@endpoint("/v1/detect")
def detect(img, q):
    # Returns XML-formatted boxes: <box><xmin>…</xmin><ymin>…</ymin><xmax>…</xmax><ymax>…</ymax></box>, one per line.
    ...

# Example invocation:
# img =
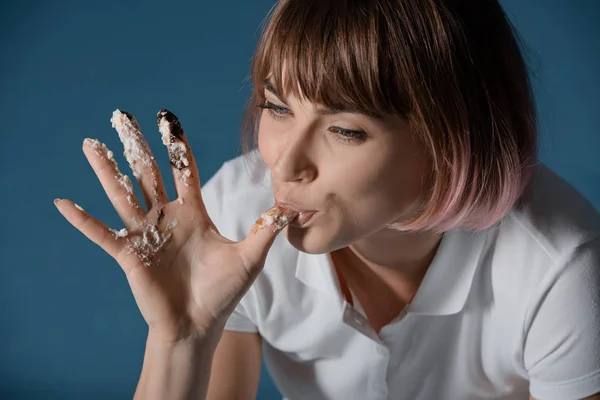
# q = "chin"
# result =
<box><xmin>283</xmin><ymin>225</ymin><xmax>334</xmax><ymax>254</ymax></box>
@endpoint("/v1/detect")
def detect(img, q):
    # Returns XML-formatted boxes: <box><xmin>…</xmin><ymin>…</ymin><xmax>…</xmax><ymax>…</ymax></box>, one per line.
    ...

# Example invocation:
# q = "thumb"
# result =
<box><xmin>239</xmin><ymin>205</ymin><xmax>298</xmax><ymax>272</ymax></box>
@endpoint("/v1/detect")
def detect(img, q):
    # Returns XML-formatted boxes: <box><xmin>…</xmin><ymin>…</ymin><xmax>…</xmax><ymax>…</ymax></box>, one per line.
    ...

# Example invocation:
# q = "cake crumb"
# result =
<box><xmin>116</xmin><ymin>174</ymin><xmax>136</xmax><ymax>206</ymax></box>
<box><xmin>250</xmin><ymin>205</ymin><xmax>298</xmax><ymax>234</ymax></box>
<box><xmin>83</xmin><ymin>137</ymin><xmax>138</xmax><ymax>208</ymax></box>
<box><xmin>111</xmin><ymin>110</ymin><xmax>154</xmax><ymax>178</ymax></box>
<box><xmin>178</xmin><ymin>198</ymin><xmax>184</xmax><ymax>205</ymax></box>
<box><xmin>111</xmin><ymin>109</ymin><xmax>161</xmax><ymax>204</ymax></box>
<box><xmin>153</xmin><ymin>176</ymin><xmax>159</xmax><ymax>200</ymax></box>
<box><xmin>124</xmin><ymin>218</ymin><xmax>179</xmax><ymax>267</ymax></box>
<box><xmin>182</xmin><ymin>169</ymin><xmax>192</xmax><ymax>186</ymax></box>
<box><xmin>157</xmin><ymin>109</ymin><xmax>192</xmax><ymax>187</ymax></box>
<box><xmin>110</xmin><ymin>228</ymin><xmax>128</xmax><ymax>239</ymax></box>
<box><xmin>84</xmin><ymin>138</ymin><xmax>107</xmax><ymax>159</ymax></box>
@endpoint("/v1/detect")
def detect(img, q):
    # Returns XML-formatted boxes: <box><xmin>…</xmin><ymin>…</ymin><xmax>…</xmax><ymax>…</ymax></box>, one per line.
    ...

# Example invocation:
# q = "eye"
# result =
<box><xmin>257</xmin><ymin>101</ymin><xmax>291</xmax><ymax>121</ymax></box>
<box><xmin>328</xmin><ymin>126</ymin><xmax>368</xmax><ymax>144</ymax></box>
<box><xmin>258</xmin><ymin>101</ymin><xmax>368</xmax><ymax>144</ymax></box>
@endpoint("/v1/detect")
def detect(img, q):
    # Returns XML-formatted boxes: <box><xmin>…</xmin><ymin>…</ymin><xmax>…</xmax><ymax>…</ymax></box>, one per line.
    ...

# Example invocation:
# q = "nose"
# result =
<box><xmin>270</xmin><ymin>127</ymin><xmax>317</xmax><ymax>183</ymax></box>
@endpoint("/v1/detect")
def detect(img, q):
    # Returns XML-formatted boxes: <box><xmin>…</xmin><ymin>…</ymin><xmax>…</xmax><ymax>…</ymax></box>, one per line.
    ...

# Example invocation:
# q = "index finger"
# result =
<box><xmin>54</xmin><ymin>198</ymin><xmax>126</xmax><ymax>260</ymax></box>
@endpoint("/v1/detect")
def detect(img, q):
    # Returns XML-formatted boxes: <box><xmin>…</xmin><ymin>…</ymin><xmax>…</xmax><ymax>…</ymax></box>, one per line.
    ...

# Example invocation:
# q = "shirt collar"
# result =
<box><xmin>408</xmin><ymin>227</ymin><xmax>489</xmax><ymax>315</ymax></box>
<box><xmin>294</xmin><ymin>227</ymin><xmax>490</xmax><ymax>316</ymax></box>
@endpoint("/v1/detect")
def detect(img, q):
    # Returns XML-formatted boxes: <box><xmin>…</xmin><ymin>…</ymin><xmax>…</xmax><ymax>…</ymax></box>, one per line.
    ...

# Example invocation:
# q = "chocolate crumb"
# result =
<box><xmin>121</xmin><ymin>111</ymin><xmax>134</xmax><ymax>120</ymax></box>
<box><xmin>157</xmin><ymin>109</ymin><xmax>192</xmax><ymax>186</ymax></box>
<box><xmin>157</xmin><ymin>109</ymin><xmax>185</xmax><ymax>141</ymax></box>
<box><xmin>169</xmin><ymin>153</ymin><xmax>187</xmax><ymax>170</ymax></box>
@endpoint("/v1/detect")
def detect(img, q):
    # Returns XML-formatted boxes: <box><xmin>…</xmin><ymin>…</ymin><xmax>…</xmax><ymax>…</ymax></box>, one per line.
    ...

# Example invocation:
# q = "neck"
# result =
<box><xmin>341</xmin><ymin>228</ymin><xmax>443</xmax><ymax>287</ymax></box>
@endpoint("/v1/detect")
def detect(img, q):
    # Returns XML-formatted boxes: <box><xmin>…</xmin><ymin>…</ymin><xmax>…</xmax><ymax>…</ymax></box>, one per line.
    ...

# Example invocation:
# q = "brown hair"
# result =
<box><xmin>242</xmin><ymin>0</ymin><xmax>538</xmax><ymax>233</ymax></box>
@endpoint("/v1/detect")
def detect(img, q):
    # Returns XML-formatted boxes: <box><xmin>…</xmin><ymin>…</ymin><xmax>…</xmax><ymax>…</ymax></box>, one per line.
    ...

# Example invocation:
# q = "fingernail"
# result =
<box><xmin>54</xmin><ymin>198</ymin><xmax>63</xmax><ymax>206</ymax></box>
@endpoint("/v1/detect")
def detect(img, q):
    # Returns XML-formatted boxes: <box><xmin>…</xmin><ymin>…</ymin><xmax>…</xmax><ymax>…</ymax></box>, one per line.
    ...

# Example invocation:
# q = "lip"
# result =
<box><xmin>275</xmin><ymin>200</ymin><xmax>318</xmax><ymax>214</ymax></box>
<box><xmin>289</xmin><ymin>211</ymin><xmax>317</xmax><ymax>227</ymax></box>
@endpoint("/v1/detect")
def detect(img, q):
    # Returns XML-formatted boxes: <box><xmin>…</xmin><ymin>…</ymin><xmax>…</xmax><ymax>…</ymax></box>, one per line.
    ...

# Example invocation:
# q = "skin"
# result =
<box><xmin>257</xmin><ymin>81</ymin><xmax>444</xmax><ymax>327</ymax></box>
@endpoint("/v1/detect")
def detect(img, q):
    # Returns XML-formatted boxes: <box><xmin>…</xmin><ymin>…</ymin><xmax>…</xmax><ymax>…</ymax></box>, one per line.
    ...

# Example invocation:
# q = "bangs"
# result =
<box><xmin>250</xmin><ymin>0</ymin><xmax>411</xmax><ymax>118</ymax></box>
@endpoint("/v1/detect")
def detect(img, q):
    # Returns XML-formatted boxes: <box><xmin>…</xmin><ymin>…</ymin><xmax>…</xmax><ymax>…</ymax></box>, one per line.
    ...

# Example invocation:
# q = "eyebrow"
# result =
<box><xmin>264</xmin><ymin>79</ymin><xmax>281</xmax><ymax>98</ymax></box>
<box><xmin>263</xmin><ymin>79</ymin><xmax>382</xmax><ymax>120</ymax></box>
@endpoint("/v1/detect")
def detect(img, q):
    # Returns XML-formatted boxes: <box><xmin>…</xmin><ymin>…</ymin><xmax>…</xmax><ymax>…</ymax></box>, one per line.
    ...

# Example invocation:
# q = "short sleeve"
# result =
<box><xmin>200</xmin><ymin>161</ymin><xmax>260</xmax><ymax>334</ymax></box>
<box><xmin>524</xmin><ymin>236</ymin><xmax>600</xmax><ymax>400</ymax></box>
<box><xmin>224</xmin><ymin>299</ymin><xmax>259</xmax><ymax>333</ymax></box>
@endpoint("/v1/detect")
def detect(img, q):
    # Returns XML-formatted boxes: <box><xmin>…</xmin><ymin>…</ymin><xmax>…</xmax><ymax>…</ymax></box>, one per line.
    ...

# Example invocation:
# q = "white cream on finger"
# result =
<box><xmin>251</xmin><ymin>205</ymin><xmax>299</xmax><ymax>234</ymax></box>
<box><xmin>111</xmin><ymin>110</ymin><xmax>161</xmax><ymax>203</ymax></box>
<box><xmin>83</xmin><ymin>138</ymin><xmax>137</xmax><ymax>208</ymax></box>
<box><xmin>110</xmin><ymin>228</ymin><xmax>128</xmax><ymax>239</ymax></box>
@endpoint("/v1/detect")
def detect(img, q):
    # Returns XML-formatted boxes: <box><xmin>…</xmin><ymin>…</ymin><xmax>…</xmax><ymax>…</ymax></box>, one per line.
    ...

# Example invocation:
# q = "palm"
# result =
<box><xmin>120</xmin><ymin>200</ymin><xmax>250</xmax><ymax>339</ymax></box>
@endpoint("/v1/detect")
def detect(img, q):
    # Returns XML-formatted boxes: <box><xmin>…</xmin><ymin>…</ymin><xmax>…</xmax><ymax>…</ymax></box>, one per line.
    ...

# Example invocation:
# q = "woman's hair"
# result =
<box><xmin>242</xmin><ymin>0</ymin><xmax>538</xmax><ymax>233</ymax></box>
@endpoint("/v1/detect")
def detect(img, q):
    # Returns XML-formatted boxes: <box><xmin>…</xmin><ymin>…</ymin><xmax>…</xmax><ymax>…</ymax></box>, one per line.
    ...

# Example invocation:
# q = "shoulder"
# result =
<box><xmin>476</xmin><ymin>163</ymin><xmax>600</xmax><ymax>316</ymax></box>
<box><xmin>490</xmin><ymin>163</ymin><xmax>600</xmax><ymax>276</ymax></box>
<box><xmin>463</xmin><ymin>165</ymin><xmax>600</xmax><ymax>392</ymax></box>
<box><xmin>506</xmin><ymin>162</ymin><xmax>600</xmax><ymax>256</ymax></box>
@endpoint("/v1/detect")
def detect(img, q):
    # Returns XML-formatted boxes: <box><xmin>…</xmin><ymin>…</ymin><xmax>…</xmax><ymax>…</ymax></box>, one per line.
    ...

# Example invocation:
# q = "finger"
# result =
<box><xmin>111</xmin><ymin>110</ymin><xmax>169</xmax><ymax>211</ymax></box>
<box><xmin>239</xmin><ymin>205</ymin><xmax>298</xmax><ymax>273</ymax></box>
<box><xmin>82</xmin><ymin>138</ymin><xmax>145</xmax><ymax>228</ymax></box>
<box><xmin>53</xmin><ymin>198</ymin><xmax>127</xmax><ymax>260</ymax></box>
<box><xmin>157</xmin><ymin>109</ymin><xmax>201</xmax><ymax>200</ymax></box>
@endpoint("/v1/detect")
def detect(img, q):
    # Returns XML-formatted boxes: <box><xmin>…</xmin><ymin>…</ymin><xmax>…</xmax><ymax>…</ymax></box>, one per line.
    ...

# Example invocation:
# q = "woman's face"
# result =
<box><xmin>258</xmin><ymin>82</ymin><xmax>432</xmax><ymax>254</ymax></box>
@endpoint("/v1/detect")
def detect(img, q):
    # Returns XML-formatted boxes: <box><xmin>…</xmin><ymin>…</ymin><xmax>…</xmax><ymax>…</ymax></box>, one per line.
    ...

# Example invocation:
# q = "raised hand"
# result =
<box><xmin>54</xmin><ymin>109</ymin><xmax>297</xmax><ymax>344</ymax></box>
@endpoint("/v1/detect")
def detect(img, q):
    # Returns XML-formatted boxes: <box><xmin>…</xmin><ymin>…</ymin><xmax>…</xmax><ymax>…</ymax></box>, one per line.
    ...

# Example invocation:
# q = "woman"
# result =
<box><xmin>54</xmin><ymin>0</ymin><xmax>600</xmax><ymax>399</ymax></box>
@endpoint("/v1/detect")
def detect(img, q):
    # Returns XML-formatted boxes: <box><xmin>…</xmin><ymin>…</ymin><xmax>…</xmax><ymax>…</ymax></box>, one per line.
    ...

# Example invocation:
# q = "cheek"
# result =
<box><xmin>339</xmin><ymin>152</ymin><xmax>426</xmax><ymax>223</ymax></box>
<box><xmin>327</xmin><ymin>165</ymin><xmax>394</xmax><ymax>227</ymax></box>
<box><xmin>376</xmin><ymin>153</ymin><xmax>431</xmax><ymax>222</ymax></box>
<box><xmin>257</xmin><ymin>117</ymin><xmax>279</xmax><ymax>166</ymax></box>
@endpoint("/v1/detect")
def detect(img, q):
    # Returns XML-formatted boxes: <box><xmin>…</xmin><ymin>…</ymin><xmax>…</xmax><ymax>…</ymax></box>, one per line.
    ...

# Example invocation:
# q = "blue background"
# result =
<box><xmin>1</xmin><ymin>0</ymin><xmax>598</xmax><ymax>399</ymax></box>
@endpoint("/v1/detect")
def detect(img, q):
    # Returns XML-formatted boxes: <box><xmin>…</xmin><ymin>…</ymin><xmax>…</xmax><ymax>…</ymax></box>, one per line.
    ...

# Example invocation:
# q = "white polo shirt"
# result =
<box><xmin>201</xmin><ymin>153</ymin><xmax>600</xmax><ymax>400</ymax></box>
